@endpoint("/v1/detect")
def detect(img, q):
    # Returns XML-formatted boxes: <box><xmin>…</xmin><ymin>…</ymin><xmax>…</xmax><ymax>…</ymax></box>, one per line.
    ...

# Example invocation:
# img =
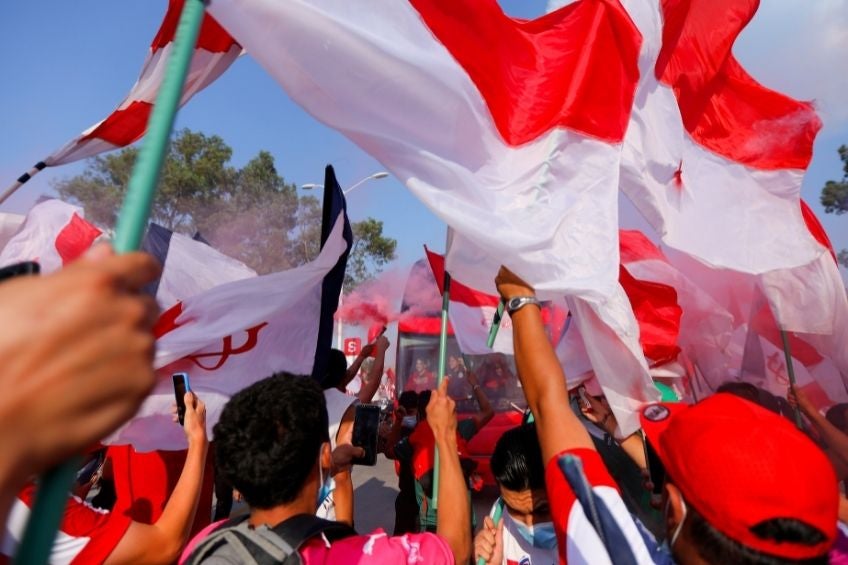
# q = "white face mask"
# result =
<box><xmin>401</xmin><ymin>415</ymin><xmax>418</xmax><ymax>428</ymax></box>
<box><xmin>665</xmin><ymin>496</ymin><xmax>687</xmax><ymax>551</ymax></box>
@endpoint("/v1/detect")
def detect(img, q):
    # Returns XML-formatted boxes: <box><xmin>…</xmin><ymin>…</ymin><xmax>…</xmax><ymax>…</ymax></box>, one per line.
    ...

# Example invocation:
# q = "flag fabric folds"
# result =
<box><xmin>42</xmin><ymin>0</ymin><xmax>241</xmax><ymax>167</ymax></box>
<box><xmin>207</xmin><ymin>0</ymin><xmax>661</xmax><ymax>434</ymax></box>
<box><xmin>106</xmin><ymin>168</ymin><xmax>352</xmax><ymax>451</ymax></box>
<box><xmin>618</xmin><ymin>0</ymin><xmax>824</xmax><ymax>274</ymax></box>
<box><xmin>0</xmin><ymin>199</ymin><xmax>102</xmax><ymax>273</ymax></box>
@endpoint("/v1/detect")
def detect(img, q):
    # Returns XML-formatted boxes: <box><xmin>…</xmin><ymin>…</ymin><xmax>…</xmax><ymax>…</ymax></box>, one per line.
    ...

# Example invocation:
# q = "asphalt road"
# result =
<box><xmin>352</xmin><ymin>455</ymin><xmax>498</xmax><ymax>535</ymax></box>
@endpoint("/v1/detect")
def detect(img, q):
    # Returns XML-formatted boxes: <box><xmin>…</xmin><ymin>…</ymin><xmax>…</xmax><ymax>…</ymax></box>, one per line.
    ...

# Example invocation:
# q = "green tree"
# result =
<box><xmin>819</xmin><ymin>145</ymin><xmax>848</xmax><ymax>268</ymax></box>
<box><xmin>54</xmin><ymin>128</ymin><xmax>397</xmax><ymax>282</ymax></box>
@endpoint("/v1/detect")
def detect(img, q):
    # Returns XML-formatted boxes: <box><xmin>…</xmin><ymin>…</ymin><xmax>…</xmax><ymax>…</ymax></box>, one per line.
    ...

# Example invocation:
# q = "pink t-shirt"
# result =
<box><xmin>180</xmin><ymin>523</ymin><xmax>454</xmax><ymax>564</ymax></box>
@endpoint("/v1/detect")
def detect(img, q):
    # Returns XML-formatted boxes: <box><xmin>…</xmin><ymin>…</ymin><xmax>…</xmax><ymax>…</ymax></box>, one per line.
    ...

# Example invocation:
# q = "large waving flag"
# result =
<box><xmin>10</xmin><ymin>0</ymin><xmax>241</xmax><ymax>192</ymax></box>
<box><xmin>0</xmin><ymin>199</ymin><xmax>102</xmax><ymax>273</ymax></box>
<box><xmin>107</xmin><ymin>166</ymin><xmax>353</xmax><ymax>451</ymax></box>
<box><xmin>615</xmin><ymin>0</ymin><xmax>824</xmax><ymax>274</ymax></box>
<box><xmin>208</xmin><ymin>0</ymin><xmax>660</xmax><ymax>434</ymax></box>
<box><xmin>140</xmin><ymin>222</ymin><xmax>256</xmax><ymax>309</ymax></box>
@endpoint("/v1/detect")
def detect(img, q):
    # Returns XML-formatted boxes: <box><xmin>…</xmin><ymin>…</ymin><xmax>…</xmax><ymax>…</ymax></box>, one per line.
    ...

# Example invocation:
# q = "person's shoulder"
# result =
<box><xmin>300</xmin><ymin>529</ymin><xmax>454</xmax><ymax>564</ymax></box>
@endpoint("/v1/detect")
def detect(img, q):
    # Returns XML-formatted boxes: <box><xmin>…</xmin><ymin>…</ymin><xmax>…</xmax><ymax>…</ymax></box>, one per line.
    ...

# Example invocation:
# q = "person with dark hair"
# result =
<box><xmin>406</xmin><ymin>357</ymin><xmax>436</xmax><ymax>393</ymax></box>
<box><xmin>495</xmin><ymin>266</ymin><xmax>838</xmax><ymax>564</ymax></box>
<box><xmin>183</xmin><ymin>375</ymin><xmax>471</xmax><ymax>564</ymax></box>
<box><xmin>383</xmin><ymin>390</ymin><xmax>420</xmax><ymax>534</ymax></box>
<box><xmin>475</xmin><ymin>423</ymin><xmax>556</xmax><ymax>565</ymax></box>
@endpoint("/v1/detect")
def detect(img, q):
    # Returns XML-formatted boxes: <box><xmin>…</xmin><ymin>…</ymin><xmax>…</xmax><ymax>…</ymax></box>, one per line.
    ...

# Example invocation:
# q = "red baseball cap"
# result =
<box><xmin>640</xmin><ymin>393</ymin><xmax>838</xmax><ymax>560</ymax></box>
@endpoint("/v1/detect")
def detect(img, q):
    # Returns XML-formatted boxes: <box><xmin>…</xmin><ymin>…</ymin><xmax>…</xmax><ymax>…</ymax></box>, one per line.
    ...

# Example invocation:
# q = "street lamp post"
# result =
<box><xmin>302</xmin><ymin>171</ymin><xmax>389</xmax><ymax>350</ymax></box>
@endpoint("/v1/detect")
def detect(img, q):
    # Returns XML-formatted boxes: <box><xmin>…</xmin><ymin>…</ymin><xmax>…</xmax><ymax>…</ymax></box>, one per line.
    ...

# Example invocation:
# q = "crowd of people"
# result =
<box><xmin>0</xmin><ymin>246</ymin><xmax>843</xmax><ymax>564</ymax></box>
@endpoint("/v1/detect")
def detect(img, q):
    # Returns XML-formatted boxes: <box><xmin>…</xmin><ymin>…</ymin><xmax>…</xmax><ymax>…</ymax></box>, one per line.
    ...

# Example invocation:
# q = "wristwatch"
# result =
<box><xmin>506</xmin><ymin>296</ymin><xmax>542</xmax><ymax>315</ymax></box>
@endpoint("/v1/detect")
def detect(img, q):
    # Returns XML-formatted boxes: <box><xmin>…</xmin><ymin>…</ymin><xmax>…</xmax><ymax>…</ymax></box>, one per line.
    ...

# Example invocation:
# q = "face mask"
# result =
<box><xmin>511</xmin><ymin>514</ymin><xmax>558</xmax><ymax>550</ymax></box>
<box><xmin>402</xmin><ymin>415</ymin><xmax>418</xmax><ymax>428</ymax></box>
<box><xmin>316</xmin><ymin>446</ymin><xmax>333</xmax><ymax>509</ymax></box>
<box><xmin>664</xmin><ymin>496</ymin><xmax>687</xmax><ymax>552</ymax></box>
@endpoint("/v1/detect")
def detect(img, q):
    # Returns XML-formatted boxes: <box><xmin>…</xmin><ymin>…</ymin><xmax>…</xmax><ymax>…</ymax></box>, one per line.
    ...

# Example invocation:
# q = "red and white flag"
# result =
<box><xmin>424</xmin><ymin>247</ymin><xmax>512</xmax><ymax>355</ymax></box>
<box><xmin>0</xmin><ymin>199</ymin><xmax>102</xmax><ymax>273</ymax></box>
<box><xmin>107</xmin><ymin>182</ymin><xmax>353</xmax><ymax>451</ymax></box>
<box><xmin>41</xmin><ymin>0</ymin><xmax>241</xmax><ymax>167</ymax></box>
<box><xmin>208</xmin><ymin>0</ymin><xmax>660</xmax><ymax>434</ymax></box>
<box><xmin>614</xmin><ymin>0</ymin><xmax>824</xmax><ymax>274</ymax></box>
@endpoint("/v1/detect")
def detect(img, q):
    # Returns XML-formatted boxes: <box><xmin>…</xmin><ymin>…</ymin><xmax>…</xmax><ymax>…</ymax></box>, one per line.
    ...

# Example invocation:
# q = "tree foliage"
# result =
<box><xmin>820</xmin><ymin>145</ymin><xmax>848</xmax><ymax>215</ymax></box>
<box><xmin>55</xmin><ymin>129</ymin><xmax>396</xmax><ymax>285</ymax></box>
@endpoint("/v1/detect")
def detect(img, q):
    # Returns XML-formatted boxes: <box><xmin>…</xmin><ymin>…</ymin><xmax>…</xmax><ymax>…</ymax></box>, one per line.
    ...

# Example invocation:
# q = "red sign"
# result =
<box><xmin>344</xmin><ymin>337</ymin><xmax>361</xmax><ymax>357</ymax></box>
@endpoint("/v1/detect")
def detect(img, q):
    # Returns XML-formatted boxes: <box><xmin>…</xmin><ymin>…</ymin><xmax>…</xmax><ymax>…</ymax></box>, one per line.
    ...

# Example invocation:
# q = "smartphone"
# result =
<box><xmin>172</xmin><ymin>373</ymin><xmax>191</xmax><ymax>426</ymax></box>
<box><xmin>643</xmin><ymin>432</ymin><xmax>666</xmax><ymax>497</ymax></box>
<box><xmin>352</xmin><ymin>404</ymin><xmax>381</xmax><ymax>466</ymax></box>
<box><xmin>0</xmin><ymin>261</ymin><xmax>39</xmax><ymax>283</ymax></box>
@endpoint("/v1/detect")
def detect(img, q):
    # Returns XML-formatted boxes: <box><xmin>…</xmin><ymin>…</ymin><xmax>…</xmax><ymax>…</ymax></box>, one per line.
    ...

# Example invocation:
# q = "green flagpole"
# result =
<box><xmin>432</xmin><ymin>268</ymin><xmax>452</xmax><ymax>511</ymax></box>
<box><xmin>486</xmin><ymin>299</ymin><xmax>505</xmax><ymax>348</ymax></box>
<box><xmin>780</xmin><ymin>330</ymin><xmax>804</xmax><ymax>429</ymax></box>
<box><xmin>13</xmin><ymin>2</ymin><xmax>206</xmax><ymax>563</ymax></box>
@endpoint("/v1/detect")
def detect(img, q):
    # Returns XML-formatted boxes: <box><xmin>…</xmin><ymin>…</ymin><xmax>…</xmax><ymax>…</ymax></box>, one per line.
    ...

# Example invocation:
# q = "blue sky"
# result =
<box><xmin>0</xmin><ymin>0</ymin><xmax>846</xmax><ymax>274</ymax></box>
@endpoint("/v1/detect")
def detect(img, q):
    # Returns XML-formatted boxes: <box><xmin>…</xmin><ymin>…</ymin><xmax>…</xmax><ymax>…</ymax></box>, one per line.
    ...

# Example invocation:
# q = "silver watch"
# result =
<box><xmin>506</xmin><ymin>296</ymin><xmax>541</xmax><ymax>315</ymax></box>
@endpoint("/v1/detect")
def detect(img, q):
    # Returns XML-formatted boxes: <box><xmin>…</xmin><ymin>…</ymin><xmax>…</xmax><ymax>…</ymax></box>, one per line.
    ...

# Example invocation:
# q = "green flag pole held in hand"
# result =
<box><xmin>432</xmin><ymin>268</ymin><xmax>452</xmax><ymax>511</ymax></box>
<box><xmin>780</xmin><ymin>330</ymin><xmax>805</xmax><ymax>429</ymax></box>
<box><xmin>13</xmin><ymin>2</ymin><xmax>207</xmax><ymax>563</ymax></box>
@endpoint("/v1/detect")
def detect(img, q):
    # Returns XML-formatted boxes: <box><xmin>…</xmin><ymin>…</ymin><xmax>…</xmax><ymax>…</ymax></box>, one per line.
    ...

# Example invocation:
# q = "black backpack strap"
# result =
<box><xmin>271</xmin><ymin>514</ymin><xmax>357</xmax><ymax>553</ymax></box>
<box><xmin>186</xmin><ymin>513</ymin><xmax>357</xmax><ymax>565</ymax></box>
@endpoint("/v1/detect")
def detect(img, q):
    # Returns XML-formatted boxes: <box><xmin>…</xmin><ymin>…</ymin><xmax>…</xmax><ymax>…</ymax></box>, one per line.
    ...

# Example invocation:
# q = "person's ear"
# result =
<box><xmin>320</xmin><ymin>442</ymin><xmax>332</xmax><ymax>470</ymax></box>
<box><xmin>664</xmin><ymin>483</ymin><xmax>685</xmax><ymax>536</ymax></box>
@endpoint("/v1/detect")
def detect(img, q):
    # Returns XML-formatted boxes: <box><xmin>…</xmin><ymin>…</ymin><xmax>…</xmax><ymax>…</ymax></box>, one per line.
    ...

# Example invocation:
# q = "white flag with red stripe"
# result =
<box><xmin>0</xmin><ymin>199</ymin><xmax>102</xmax><ymax>273</ymax></box>
<box><xmin>424</xmin><ymin>247</ymin><xmax>512</xmax><ymax>355</ymax></box>
<box><xmin>208</xmin><ymin>0</ymin><xmax>660</xmax><ymax>434</ymax></box>
<box><xmin>43</xmin><ymin>0</ymin><xmax>241</xmax><ymax>167</ymax></box>
<box><xmin>613</xmin><ymin>0</ymin><xmax>824</xmax><ymax>274</ymax></box>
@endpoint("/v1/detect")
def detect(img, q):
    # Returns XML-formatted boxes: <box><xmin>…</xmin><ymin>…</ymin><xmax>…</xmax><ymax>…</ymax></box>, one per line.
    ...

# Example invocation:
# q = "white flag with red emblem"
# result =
<box><xmin>208</xmin><ymin>0</ymin><xmax>660</xmax><ymax>434</ymax></box>
<box><xmin>40</xmin><ymin>0</ymin><xmax>240</xmax><ymax>168</ymax></box>
<box><xmin>0</xmin><ymin>199</ymin><xmax>102</xmax><ymax>273</ymax></box>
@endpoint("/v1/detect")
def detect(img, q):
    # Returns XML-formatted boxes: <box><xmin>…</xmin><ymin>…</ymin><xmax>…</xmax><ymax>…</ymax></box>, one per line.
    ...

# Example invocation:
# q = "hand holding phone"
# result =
<box><xmin>172</xmin><ymin>373</ymin><xmax>191</xmax><ymax>426</ymax></box>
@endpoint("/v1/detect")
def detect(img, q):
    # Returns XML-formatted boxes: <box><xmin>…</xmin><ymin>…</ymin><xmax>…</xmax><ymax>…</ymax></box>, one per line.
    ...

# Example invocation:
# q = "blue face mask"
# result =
<box><xmin>402</xmin><ymin>415</ymin><xmax>418</xmax><ymax>428</ymax></box>
<box><xmin>316</xmin><ymin>447</ymin><xmax>334</xmax><ymax>510</ymax></box>
<box><xmin>512</xmin><ymin>516</ymin><xmax>558</xmax><ymax>550</ymax></box>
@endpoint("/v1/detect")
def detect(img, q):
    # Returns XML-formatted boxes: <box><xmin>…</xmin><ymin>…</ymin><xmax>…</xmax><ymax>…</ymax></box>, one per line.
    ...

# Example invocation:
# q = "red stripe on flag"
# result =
<box><xmin>154</xmin><ymin>302</ymin><xmax>185</xmax><ymax>339</ymax></box>
<box><xmin>656</xmin><ymin>0</ymin><xmax>820</xmax><ymax>170</ymax></box>
<box><xmin>55</xmin><ymin>213</ymin><xmax>102</xmax><ymax>265</ymax></box>
<box><xmin>800</xmin><ymin>200</ymin><xmax>837</xmax><ymax>263</ymax></box>
<box><xmin>398</xmin><ymin>315</ymin><xmax>455</xmax><ymax>336</ymax></box>
<box><xmin>409</xmin><ymin>0</ymin><xmax>641</xmax><ymax>144</ymax></box>
<box><xmin>82</xmin><ymin>100</ymin><xmax>153</xmax><ymax>147</ymax></box>
<box><xmin>152</xmin><ymin>0</ymin><xmax>240</xmax><ymax>53</ymax></box>
<box><xmin>620</xmin><ymin>265</ymin><xmax>682</xmax><ymax>365</ymax></box>
<box><xmin>619</xmin><ymin>229</ymin><xmax>666</xmax><ymax>265</ymax></box>
<box><xmin>424</xmin><ymin>247</ymin><xmax>500</xmax><ymax>308</ymax></box>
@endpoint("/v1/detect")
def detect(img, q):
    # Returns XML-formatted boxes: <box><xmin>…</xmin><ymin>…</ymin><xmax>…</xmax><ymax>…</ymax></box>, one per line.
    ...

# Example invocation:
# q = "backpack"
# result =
<box><xmin>185</xmin><ymin>513</ymin><xmax>357</xmax><ymax>565</ymax></box>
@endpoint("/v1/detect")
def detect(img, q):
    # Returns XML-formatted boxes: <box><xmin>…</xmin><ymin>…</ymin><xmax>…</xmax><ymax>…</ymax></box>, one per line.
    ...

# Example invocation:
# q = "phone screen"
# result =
<box><xmin>172</xmin><ymin>373</ymin><xmax>190</xmax><ymax>426</ymax></box>
<box><xmin>352</xmin><ymin>404</ymin><xmax>381</xmax><ymax>466</ymax></box>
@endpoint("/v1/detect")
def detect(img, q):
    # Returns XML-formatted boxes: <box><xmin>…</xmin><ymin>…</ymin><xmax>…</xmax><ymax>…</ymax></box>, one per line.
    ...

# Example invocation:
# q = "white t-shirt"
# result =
<box><xmin>492</xmin><ymin>502</ymin><xmax>558</xmax><ymax>565</ymax></box>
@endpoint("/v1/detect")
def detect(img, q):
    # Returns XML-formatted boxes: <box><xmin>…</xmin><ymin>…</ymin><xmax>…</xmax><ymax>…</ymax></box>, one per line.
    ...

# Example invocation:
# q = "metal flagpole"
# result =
<box><xmin>0</xmin><ymin>161</ymin><xmax>47</xmax><ymax>206</ymax></box>
<box><xmin>780</xmin><ymin>330</ymin><xmax>804</xmax><ymax>429</ymax></box>
<box><xmin>13</xmin><ymin>1</ymin><xmax>206</xmax><ymax>562</ymax></box>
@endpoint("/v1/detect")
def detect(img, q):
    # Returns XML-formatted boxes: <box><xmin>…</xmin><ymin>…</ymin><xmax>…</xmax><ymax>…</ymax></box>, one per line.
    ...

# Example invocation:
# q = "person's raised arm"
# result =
<box><xmin>495</xmin><ymin>267</ymin><xmax>594</xmax><ymax>464</ymax></box>
<box><xmin>466</xmin><ymin>370</ymin><xmax>494</xmax><ymax>433</ymax></box>
<box><xmin>430</xmin><ymin>379</ymin><xmax>472</xmax><ymax>564</ymax></box>
<box><xmin>580</xmin><ymin>392</ymin><xmax>646</xmax><ymax>470</ymax></box>
<box><xmin>790</xmin><ymin>386</ymin><xmax>848</xmax><ymax>467</ymax></box>
<box><xmin>358</xmin><ymin>336</ymin><xmax>390</xmax><ymax>403</ymax></box>
<box><xmin>106</xmin><ymin>393</ymin><xmax>209</xmax><ymax>565</ymax></box>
